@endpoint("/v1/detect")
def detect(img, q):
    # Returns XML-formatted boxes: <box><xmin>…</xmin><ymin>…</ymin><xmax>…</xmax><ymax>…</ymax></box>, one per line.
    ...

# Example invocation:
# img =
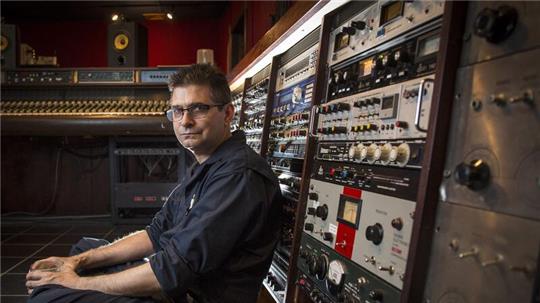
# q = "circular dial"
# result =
<box><xmin>308</xmin><ymin>254</ymin><xmax>329</xmax><ymax>280</ymax></box>
<box><xmin>474</xmin><ymin>5</ymin><xmax>518</xmax><ymax>44</ymax></box>
<box><xmin>316</xmin><ymin>204</ymin><xmax>329</xmax><ymax>220</ymax></box>
<box><xmin>113</xmin><ymin>33</ymin><xmax>129</xmax><ymax>50</ymax></box>
<box><xmin>348</xmin><ymin>144</ymin><xmax>357</xmax><ymax>159</ymax></box>
<box><xmin>454</xmin><ymin>159</ymin><xmax>491</xmax><ymax>190</ymax></box>
<box><xmin>315</xmin><ymin>254</ymin><xmax>329</xmax><ymax>280</ymax></box>
<box><xmin>388</xmin><ymin>145</ymin><xmax>399</xmax><ymax>162</ymax></box>
<box><xmin>366</xmin><ymin>143</ymin><xmax>381</xmax><ymax>164</ymax></box>
<box><xmin>395</xmin><ymin>143</ymin><xmax>411</xmax><ymax>167</ymax></box>
<box><xmin>379</xmin><ymin>143</ymin><xmax>393</xmax><ymax>165</ymax></box>
<box><xmin>349</xmin><ymin>143</ymin><xmax>366</xmax><ymax>161</ymax></box>
<box><xmin>365</xmin><ymin>223</ymin><xmax>384</xmax><ymax>245</ymax></box>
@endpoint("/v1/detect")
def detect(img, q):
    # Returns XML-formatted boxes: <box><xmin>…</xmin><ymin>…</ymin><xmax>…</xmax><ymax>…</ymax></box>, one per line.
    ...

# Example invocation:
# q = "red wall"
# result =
<box><xmin>248</xmin><ymin>1</ymin><xmax>277</xmax><ymax>50</ymax></box>
<box><xmin>216</xmin><ymin>1</ymin><xmax>277</xmax><ymax>72</ymax></box>
<box><xmin>143</xmin><ymin>19</ymin><xmax>221</xmax><ymax>68</ymax></box>
<box><xmin>17</xmin><ymin>21</ymin><xmax>109</xmax><ymax>67</ymax></box>
<box><xmin>11</xmin><ymin>2</ymin><xmax>278</xmax><ymax>74</ymax></box>
<box><xmin>15</xmin><ymin>18</ymin><xmax>224</xmax><ymax>70</ymax></box>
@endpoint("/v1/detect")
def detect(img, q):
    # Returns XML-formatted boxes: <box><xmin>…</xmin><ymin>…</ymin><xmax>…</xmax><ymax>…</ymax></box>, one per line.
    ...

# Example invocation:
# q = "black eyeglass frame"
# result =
<box><xmin>165</xmin><ymin>103</ymin><xmax>228</xmax><ymax>122</ymax></box>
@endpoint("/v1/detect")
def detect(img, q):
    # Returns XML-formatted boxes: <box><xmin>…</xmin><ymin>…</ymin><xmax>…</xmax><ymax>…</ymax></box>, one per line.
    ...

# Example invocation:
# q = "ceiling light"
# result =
<box><xmin>167</xmin><ymin>12</ymin><xmax>173</xmax><ymax>20</ymax></box>
<box><xmin>112</xmin><ymin>14</ymin><xmax>119</xmax><ymax>21</ymax></box>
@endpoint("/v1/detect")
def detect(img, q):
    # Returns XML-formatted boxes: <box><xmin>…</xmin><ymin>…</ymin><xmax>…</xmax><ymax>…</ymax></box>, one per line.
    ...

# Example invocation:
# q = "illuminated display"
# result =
<box><xmin>342</xmin><ymin>201</ymin><xmax>358</xmax><ymax>224</ymax></box>
<box><xmin>337</xmin><ymin>195</ymin><xmax>362</xmax><ymax>228</ymax></box>
<box><xmin>334</xmin><ymin>32</ymin><xmax>350</xmax><ymax>52</ymax></box>
<box><xmin>380</xmin><ymin>1</ymin><xmax>404</xmax><ymax>27</ymax></box>
<box><xmin>358</xmin><ymin>58</ymin><xmax>373</xmax><ymax>77</ymax></box>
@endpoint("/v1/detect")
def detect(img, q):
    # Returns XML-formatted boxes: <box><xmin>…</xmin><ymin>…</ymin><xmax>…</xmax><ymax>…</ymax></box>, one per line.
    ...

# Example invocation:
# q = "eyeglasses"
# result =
<box><xmin>166</xmin><ymin>103</ymin><xmax>224</xmax><ymax>121</ymax></box>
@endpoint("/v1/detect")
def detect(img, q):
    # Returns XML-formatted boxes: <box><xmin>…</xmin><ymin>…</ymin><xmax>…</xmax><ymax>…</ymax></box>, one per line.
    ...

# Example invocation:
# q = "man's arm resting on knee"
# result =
<box><xmin>81</xmin><ymin>262</ymin><xmax>161</xmax><ymax>297</ymax></box>
<box><xmin>74</xmin><ymin>230</ymin><xmax>155</xmax><ymax>270</ymax></box>
<box><xmin>31</xmin><ymin>230</ymin><xmax>154</xmax><ymax>273</ymax></box>
<box><xmin>27</xmin><ymin>261</ymin><xmax>162</xmax><ymax>298</ymax></box>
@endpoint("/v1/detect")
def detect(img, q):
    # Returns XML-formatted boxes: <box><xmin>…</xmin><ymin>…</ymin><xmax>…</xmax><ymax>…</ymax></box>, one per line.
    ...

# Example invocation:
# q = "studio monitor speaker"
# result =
<box><xmin>107</xmin><ymin>22</ymin><xmax>147</xmax><ymax>67</ymax></box>
<box><xmin>1</xmin><ymin>24</ymin><xmax>19</xmax><ymax>70</ymax></box>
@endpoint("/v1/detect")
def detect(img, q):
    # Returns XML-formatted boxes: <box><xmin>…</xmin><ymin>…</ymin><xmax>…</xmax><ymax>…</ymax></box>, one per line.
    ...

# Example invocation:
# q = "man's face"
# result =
<box><xmin>170</xmin><ymin>85</ymin><xmax>233</xmax><ymax>160</ymax></box>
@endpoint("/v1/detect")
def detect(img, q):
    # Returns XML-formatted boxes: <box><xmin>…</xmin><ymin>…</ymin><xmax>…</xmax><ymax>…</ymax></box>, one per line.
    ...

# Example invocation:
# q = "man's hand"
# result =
<box><xmin>30</xmin><ymin>256</ymin><xmax>80</xmax><ymax>272</ymax></box>
<box><xmin>26</xmin><ymin>256</ymin><xmax>82</xmax><ymax>294</ymax></box>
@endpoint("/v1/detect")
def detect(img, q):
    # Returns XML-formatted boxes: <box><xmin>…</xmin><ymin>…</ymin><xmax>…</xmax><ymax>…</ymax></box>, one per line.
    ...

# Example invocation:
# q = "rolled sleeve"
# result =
<box><xmin>148</xmin><ymin>170</ymin><xmax>270</xmax><ymax>300</ymax></box>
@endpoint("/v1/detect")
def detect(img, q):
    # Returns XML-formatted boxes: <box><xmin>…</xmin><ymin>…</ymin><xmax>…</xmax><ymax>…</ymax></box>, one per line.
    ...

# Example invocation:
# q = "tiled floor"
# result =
<box><xmin>1</xmin><ymin>220</ymin><xmax>145</xmax><ymax>302</ymax></box>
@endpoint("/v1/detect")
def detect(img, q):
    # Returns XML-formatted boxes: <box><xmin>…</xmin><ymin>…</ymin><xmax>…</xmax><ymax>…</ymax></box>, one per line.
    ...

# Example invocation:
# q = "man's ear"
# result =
<box><xmin>224</xmin><ymin>103</ymin><xmax>235</xmax><ymax>124</ymax></box>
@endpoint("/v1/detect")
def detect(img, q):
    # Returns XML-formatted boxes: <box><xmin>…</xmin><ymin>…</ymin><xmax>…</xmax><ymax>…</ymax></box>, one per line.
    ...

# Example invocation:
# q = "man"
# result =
<box><xmin>26</xmin><ymin>64</ymin><xmax>283</xmax><ymax>303</ymax></box>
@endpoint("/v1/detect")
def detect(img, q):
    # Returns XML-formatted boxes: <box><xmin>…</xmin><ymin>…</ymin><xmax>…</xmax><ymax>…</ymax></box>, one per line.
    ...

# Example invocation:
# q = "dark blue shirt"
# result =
<box><xmin>146</xmin><ymin>130</ymin><xmax>282</xmax><ymax>303</ymax></box>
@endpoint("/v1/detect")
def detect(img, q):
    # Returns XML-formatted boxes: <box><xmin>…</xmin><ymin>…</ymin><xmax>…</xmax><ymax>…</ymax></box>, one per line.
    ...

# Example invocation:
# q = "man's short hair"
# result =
<box><xmin>169</xmin><ymin>64</ymin><xmax>232</xmax><ymax>106</ymax></box>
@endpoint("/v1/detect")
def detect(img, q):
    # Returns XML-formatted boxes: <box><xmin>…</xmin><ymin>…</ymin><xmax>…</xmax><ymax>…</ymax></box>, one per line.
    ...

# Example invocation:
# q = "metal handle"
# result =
<box><xmin>414</xmin><ymin>78</ymin><xmax>434</xmax><ymax>132</ymax></box>
<box><xmin>308</xmin><ymin>105</ymin><xmax>319</xmax><ymax>138</ymax></box>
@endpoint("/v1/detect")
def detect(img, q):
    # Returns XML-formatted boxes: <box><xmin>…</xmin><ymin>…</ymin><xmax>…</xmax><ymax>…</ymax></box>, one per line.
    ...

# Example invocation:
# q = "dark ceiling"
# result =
<box><xmin>1</xmin><ymin>1</ymin><xmax>230</xmax><ymax>22</ymax></box>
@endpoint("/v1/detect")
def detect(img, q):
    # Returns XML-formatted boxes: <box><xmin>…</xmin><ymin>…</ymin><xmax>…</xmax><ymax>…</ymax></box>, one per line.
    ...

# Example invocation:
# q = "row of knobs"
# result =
<box><xmin>245</xmin><ymin>85</ymin><xmax>268</xmax><ymax>99</ymax></box>
<box><xmin>271</xmin><ymin>129</ymin><xmax>308</xmax><ymax>139</ymax></box>
<box><xmin>243</xmin><ymin>115</ymin><xmax>264</xmax><ymax>130</ymax></box>
<box><xmin>331</xmin><ymin>49</ymin><xmax>410</xmax><ymax>86</ymax></box>
<box><xmin>271</xmin><ymin>112</ymin><xmax>310</xmax><ymax>126</ymax></box>
<box><xmin>320</xmin><ymin>102</ymin><xmax>351</xmax><ymax>114</ymax></box>
<box><xmin>300</xmin><ymin>250</ymin><xmax>329</xmax><ymax>281</ymax></box>
<box><xmin>349</xmin><ymin>142</ymin><xmax>410</xmax><ymax>166</ymax></box>
<box><xmin>1</xmin><ymin>100</ymin><xmax>168</xmax><ymax>113</ymax></box>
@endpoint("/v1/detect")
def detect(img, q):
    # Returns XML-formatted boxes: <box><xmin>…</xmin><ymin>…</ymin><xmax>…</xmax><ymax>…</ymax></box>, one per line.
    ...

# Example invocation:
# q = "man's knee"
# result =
<box><xmin>27</xmin><ymin>285</ymin><xmax>71</xmax><ymax>303</ymax></box>
<box><xmin>69</xmin><ymin>237</ymin><xmax>110</xmax><ymax>256</ymax></box>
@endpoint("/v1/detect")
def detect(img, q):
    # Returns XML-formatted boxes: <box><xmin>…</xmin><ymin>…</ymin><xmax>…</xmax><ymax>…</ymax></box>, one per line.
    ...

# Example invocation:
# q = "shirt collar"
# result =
<box><xmin>197</xmin><ymin>130</ymin><xmax>246</xmax><ymax>166</ymax></box>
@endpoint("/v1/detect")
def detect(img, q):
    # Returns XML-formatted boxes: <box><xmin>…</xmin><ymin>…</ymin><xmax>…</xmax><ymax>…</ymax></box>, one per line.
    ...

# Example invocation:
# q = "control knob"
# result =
<box><xmin>316</xmin><ymin>204</ymin><xmax>329</xmax><ymax>220</ymax></box>
<box><xmin>308</xmin><ymin>254</ymin><xmax>329</xmax><ymax>280</ymax></box>
<box><xmin>366</xmin><ymin>143</ymin><xmax>381</xmax><ymax>164</ymax></box>
<box><xmin>395</xmin><ymin>143</ymin><xmax>411</xmax><ymax>167</ymax></box>
<box><xmin>342</xmin><ymin>26</ymin><xmax>356</xmax><ymax>36</ymax></box>
<box><xmin>365</xmin><ymin>223</ymin><xmax>384</xmax><ymax>245</ymax></box>
<box><xmin>351</xmin><ymin>20</ymin><xmax>367</xmax><ymax>31</ymax></box>
<box><xmin>454</xmin><ymin>159</ymin><xmax>491</xmax><ymax>190</ymax></box>
<box><xmin>474</xmin><ymin>5</ymin><xmax>518</xmax><ymax>43</ymax></box>
<box><xmin>379</xmin><ymin>143</ymin><xmax>393</xmax><ymax>165</ymax></box>
<box><xmin>391</xmin><ymin>217</ymin><xmax>403</xmax><ymax>231</ymax></box>
<box><xmin>349</xmin><ymin>143</ymin><xmax>367</xmax><ymax>162</ymax></box>
<box><xmin>304</xmin><ymin>223</ymin><xmax>314</xmax><ymax>232</ymax></box>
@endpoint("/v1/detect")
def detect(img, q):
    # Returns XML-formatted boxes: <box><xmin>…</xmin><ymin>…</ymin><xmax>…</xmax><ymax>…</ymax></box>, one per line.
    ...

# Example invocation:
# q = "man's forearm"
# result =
<box><xmin>76</xmin><ymin>230</ymin><xmax>154</xmax><ymax>270</ymax></box>
<box><xmin>80</xmin><ymin>262</ymin><xmax>162</xmax><ymax>297</ymax></box>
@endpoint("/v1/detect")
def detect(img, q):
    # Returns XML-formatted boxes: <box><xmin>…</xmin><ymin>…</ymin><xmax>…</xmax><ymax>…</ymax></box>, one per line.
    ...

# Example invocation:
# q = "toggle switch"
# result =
<box><xmin>336</xmin><ymin>240</ymin><xmax>347</xmax><ymax>248</ymax></box>
<box><xmin>365</xmin><ymin>256</ymin><xmax>376</xmax><ymax>265</ymax></box>
<box><xmin>458</xmin><ymin>247</ymin><xmax>479</xmax><ymax>259</ymax></box>
<box><xmin>481</xmin><ymin>254</ymin><xmax>504</xmax><ymax>267</ymax></box>
<box><xmin>378</xmin><ymin>265</ymin><xmax>395</xmax><ymax>275</ymax></box>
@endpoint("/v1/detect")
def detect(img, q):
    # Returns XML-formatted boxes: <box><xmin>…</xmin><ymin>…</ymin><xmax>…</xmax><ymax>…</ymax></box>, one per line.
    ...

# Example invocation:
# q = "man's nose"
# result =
<box><xmin>179</xmin><ymin>112</ymin><xmax>195</xmax><ymax>127</ymax></box>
